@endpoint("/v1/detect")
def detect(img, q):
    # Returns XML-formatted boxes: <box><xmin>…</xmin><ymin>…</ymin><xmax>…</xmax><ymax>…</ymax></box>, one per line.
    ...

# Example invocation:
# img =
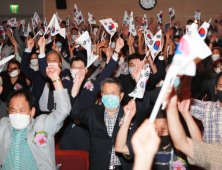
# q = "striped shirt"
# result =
<box><xmin>190</xmin><ymin>99</ymin><xmax>222</xmax><ymax>143</ymax></box>
<box><xmin>104</xmin><ymin>107</ymin><xmax>121</xmax><ymax>166</ymax></box>
<box><xmin>3</xmin><ymin>127</ymin><xmax>38</xmax><ymax>170</ymax></box>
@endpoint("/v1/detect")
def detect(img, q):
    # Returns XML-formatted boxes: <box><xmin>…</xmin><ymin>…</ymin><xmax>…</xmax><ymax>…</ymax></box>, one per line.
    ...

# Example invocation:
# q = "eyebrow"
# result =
<box><xmin>9</xmin><ymin>107</ymin><xmax>25</xmax><ymax>110</ymax></box>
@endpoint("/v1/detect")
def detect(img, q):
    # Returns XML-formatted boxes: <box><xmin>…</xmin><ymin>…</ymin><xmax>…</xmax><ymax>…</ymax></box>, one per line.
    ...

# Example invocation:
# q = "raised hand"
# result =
<box><xmin>115</xmin><ymin>37</ymin><xmax>124</xmax><ymax>52</ymax></box>
<box><xmin>17</xmin><ymin>21</ymin><xmax>21</xmax><ymax>29</ymax></box>
<box><xmin>104</xmin><ymin>47</ymin><xmax>113</xmax><ymax>62</ymax></box>
<box><xmin>52</xmin><ymin>43</ymin><xmax>60</xmax><ymax>53</ymax></box>
<box><xmin>69</xmin><ymin>44</ymin><xmax>75</xmax><ymax>52</ymax></box>
<box><xmin>11</xmin><ymin>39</ymin><xmax>17</xmax><ymax>47</ymax></box>
<box><xmin>127</xmin><ymin>35</ymin><xmax>134</xmax><ymax>47</ymax></box>
<box><xmin>132</xmin><ymin>119</ymin><xmax>160</xmax><ymax>169</ymax></box>
<box><xmin>162</xmin><ymin>85</ymin><xmax>178</xmax><ymax>111</ymax></box>
<box><xmin>27</xmin><ymin>38</ymin><xmax>34</xmax><ymax>50</ymax></box>
<box><xmin>38</xmin><ymin>37</ymin><xmax>46</xmax><ymax>54</ymax></box>
<box><xmin>123</xmin><ymin>99</ymin><xmax>136</xmax><ymax>119</ymax></box>
<box><xmin>74</xmin><ymin>69</ymin><xmax>86</xmax><ymax>85</ymax></box>
<box><xmin>178</xmin><ymin>88</ymin><xmax>191</xmax><ymax>115</ymax></box>
<box><xmin>131</xmin><ymin>59</ymin><xmax>144</xmax><ymax>83</ymax></box>
<box><xmin>46</xmin><ymin>65</ymin><xmax>61</xmax><ymax>81</ymax></box>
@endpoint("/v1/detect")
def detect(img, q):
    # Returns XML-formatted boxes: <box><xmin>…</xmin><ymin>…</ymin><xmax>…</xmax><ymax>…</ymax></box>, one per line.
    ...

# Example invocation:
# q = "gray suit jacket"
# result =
<box><xmin>0</xmin><ymin>89</ymin><xmax>71</xmax><ymax>170</ymax></box>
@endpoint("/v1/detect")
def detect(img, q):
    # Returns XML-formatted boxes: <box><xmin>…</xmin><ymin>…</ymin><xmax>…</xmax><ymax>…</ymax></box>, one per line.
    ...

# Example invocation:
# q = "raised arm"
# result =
<box><xmin>164</xmin><ymin>86</ymin><xmax>194</xmax><ymax>160</ymax></box>
<box><xmin>115</xmin><ymin>99</ymin><xmax>136</xmax><ymax>155</ymax></box>
<box><xmin>132</xmin><ymin>119</ymin><xmax>160</xmax><ymax>170</ymax></box>
<box><xmin>20</xmin><ymin>38</ymin><xmax>36</xmax><ymax>81</ymax></box>
<box><xmin>44</xmin><ymin>64</ymin><xmax>71</xmax><ymax>136</ymax></box>
<box><xmin>138</xmin><ymin>30</ymin><xmax>143</xmax><ymax>55</ymax></box>
<box><xmin>178</xmin><ymin>88</ymin><xmax>203</xmax><ymax>141</ymax></box>
<box><xmin>38</xmin><ymin>37</ymin><xmax>47</xmax><ymax>80</ymax></box>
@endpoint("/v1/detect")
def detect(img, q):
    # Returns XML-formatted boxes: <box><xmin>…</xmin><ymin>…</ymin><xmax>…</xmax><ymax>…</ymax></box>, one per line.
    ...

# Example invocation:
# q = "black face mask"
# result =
<box><xmin>217</xmin><ymin>89</ymin><xmax>222</xmax><ymax>103</ymax></box>
<box><xmin>160</xmin><ymin>135</ymin><xmax>171</xmax><ymax>147</ymax></box>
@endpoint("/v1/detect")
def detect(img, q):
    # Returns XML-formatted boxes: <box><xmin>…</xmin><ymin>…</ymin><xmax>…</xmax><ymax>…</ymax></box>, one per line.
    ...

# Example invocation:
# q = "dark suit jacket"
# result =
<box><xmin>70</xmin><ymin>89</ymin><xmax>152</xmax><ymax>170</ymax></box>
<box><xmin>21</xmin><ymin>51</ymin><xmax>47</xmax><ymax>117</ymax></box>
<box><xmin>21</xmin><ymin>51</ymin><xmax>71</xmax><ymax>116</ymax></box>
<box><xmin>59</xmin><ymin>57</ymin><xmax>119</xmax><ymax>151</ymax></box>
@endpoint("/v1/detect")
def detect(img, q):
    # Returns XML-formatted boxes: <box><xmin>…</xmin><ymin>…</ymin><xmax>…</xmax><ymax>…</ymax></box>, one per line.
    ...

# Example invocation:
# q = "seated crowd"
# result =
<box><xmin>0</xmin><ymin>8</ymin><xmax>222</xmax><ymax>170</ymax></box>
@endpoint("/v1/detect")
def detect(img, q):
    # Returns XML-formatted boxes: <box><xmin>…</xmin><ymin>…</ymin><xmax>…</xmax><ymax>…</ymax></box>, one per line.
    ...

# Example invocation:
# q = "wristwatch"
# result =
<box><xmin>114</xmin><ymin>50</ymin><xmax>120</xmax><ymax>55</ymax></box>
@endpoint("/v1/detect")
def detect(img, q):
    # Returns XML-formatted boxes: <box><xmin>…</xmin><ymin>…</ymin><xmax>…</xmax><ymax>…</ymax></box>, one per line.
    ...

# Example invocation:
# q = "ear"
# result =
<box><xmin>70</xmin><ymin>67</ymin><xmax>72</xmax><ymax>73</ymax></box>
<box><xmin>30</xmin><ymin>107</ymin><xmax>36</xmax><ymax>118</ymax></box>
<box><xmin>214</xmin><ymin>68</ymin><xmax>217</xmax><ymax>73</ymax></box>
<box><xmin>120</xmin><ymin>92</ymin><xmax>124</xmax><ymax>101</ymax></box>
<box><xmin>59</xmin><ymin>62</ymin><xmax>62</xmax><ymax>68</ymax></box>
<box><xmin>18</xmin><ymin>69</ymin><xmax>20</xmax><ymax>74</ymax></box>
<box><xmin>85</xmin><ymin>68</ymin><xmax>88</xmax><ymax>74</ymax></box>
<box><xmin>215</xmin><ymin>86</ymin><xmax>217</xmax><ymax>94</ymax></box>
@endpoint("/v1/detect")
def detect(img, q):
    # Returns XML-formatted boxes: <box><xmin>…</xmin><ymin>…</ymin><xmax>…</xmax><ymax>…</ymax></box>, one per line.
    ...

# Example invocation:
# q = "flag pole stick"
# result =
<box><xmin>149</xmin><ymin>67</ymin><xmax>177</xmax><ymax>123</ymax></box>
<box><xmin>124</xmin><ymin>97</ymin><xmax>136</xmax><ymax>122</ymax></box>
<box><xmin>43</xmin><ymin>27</ymin><xmax>49</xmax><ymax>37</ymax></box>
<box><xmin>161</xmin><ymin>75</ymin><xmax>176</xmax><ymax>110</ymax></box>
<box><xmin>170</xmin><ymin>18</ymin><xmax>171</xmax><ymax>27</ymax></box>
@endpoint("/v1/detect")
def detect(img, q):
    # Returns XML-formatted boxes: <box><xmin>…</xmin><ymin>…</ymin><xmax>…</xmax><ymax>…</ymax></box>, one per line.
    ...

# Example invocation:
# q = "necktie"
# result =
<box><xmin>47</xmin><ymin>88</ymin><xmax>54</xmax><ymax>111</ymax></box>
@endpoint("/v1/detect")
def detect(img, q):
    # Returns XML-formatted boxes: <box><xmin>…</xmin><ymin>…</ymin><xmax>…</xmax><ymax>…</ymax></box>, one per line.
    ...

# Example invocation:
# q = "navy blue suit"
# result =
<box><xmin>38</xmin><ymin>54</ymin><xmax>119</xmax><ymax>152</ymax></box>
<box><xmin>21</xmin><ymin>51</ymin><xmax>46</xmax><ymax>117</ymax></box>
<box><xmin>21</xmin><ymin>51</ymin><xmax>71</xmax><ymax>117</ymax></box>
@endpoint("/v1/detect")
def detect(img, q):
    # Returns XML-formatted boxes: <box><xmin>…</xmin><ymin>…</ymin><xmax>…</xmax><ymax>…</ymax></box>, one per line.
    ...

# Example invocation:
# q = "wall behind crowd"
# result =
<box><xmin>44</xmin><ymin>0</ymin><xmax>222</xmax><ymax>27</ymax></box>
<box><xmin>0</xmin><ymin>0</ymin><xmax>43</xmax><ymax>24</ymax></box>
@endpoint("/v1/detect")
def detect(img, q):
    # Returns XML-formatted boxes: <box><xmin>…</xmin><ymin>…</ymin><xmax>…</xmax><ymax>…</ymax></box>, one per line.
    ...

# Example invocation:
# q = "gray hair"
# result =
<box><xmin>100</xmin><ymin>77</ymin><xmax>123</xmax><ymax>94</ymax></box>
<box><xmin>46</xmin><ymin>50</ymin><xmax>62</xmax><ymax>62</ymax></box>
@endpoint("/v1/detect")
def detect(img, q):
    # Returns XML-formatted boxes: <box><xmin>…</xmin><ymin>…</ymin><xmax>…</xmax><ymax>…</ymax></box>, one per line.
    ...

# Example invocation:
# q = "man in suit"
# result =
<box><xmin>70</xmin><ymin>62</ymin><xmax>151</xmax><ymax>170</ymax></box>
<box><xmin>119</xmin><ymin>53</ymin><xmax>165</xmax><ymax>106</ymax></box>
<box><xmin>21</xmin><ymin>38</ymin><xmax>71</xmax><ymax>117</ymax></box>
<box><xmin>59</xmin><ymin>38</ymin><xmax>123</xmax><ymax>151</ymax></box>
<box><xmin>0</xmin><ymin>62</ymin><xmax>71</xmax><ymax>170</ymax></box>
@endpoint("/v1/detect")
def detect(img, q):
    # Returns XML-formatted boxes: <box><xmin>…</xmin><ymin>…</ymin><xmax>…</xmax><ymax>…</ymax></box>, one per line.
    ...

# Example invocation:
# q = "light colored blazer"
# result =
<box><xmin>0</xmin><ymin>89</ymin><xmax>71</xmax><ymax>170</ymax></box>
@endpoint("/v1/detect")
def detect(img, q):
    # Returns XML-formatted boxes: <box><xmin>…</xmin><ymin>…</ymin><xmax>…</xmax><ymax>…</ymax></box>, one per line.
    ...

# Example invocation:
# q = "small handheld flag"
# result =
<box><xmin>129</xmin><ymin>11</ymin><xmax>137</xmax><ymax>36</ymax></box>
<box><xmin>157</xmin><ymin>10</ymin><xmax>162</xmax><ymax>24</ymax></box>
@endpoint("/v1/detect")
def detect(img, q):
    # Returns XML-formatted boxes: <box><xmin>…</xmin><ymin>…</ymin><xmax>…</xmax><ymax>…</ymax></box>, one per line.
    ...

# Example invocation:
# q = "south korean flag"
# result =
<box><xmin>128</xmin><ymin>67</ymin><xmax>150</xmax><ymax>99</ymax></box>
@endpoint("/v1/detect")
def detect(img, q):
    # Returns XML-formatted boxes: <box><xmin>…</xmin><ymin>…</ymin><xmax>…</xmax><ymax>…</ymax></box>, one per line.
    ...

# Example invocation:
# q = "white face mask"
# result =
<box><xmin>9</xmin><ymin>112</ymin><xmax>31</xmax><ymax>130</ymax></box>
<box><xmin>118</xmin><ymin>58</ymin><xmax>124</xmax><ymax>65</ymax></box>
<box><xmin>71</xmin><ymin>69</ymin><xmax>79</xmax><ymax>79</ymax></box>
<box><xmin>71</xmin><ymin>35</ymin><xmax>77</xmax><ymax>41</ymax></box>
<box><xmin>212</xmin><ymin>54</ymin><xmax>220</xmax><ymax>61</ymax></box>
<box><xmin>157</xmin><ymin>26</ymin><xmax>161</xmax><ymax>30</ymax></box>
<box><xmin>111</xmin><ymin>42</ymin><xmax>116</xmax><ymax>49</ymax></box>
<box><xmin>9</xmin><ymin>70</ymin><xmax>19</xmax><ymax>77</ymax></box>
<box><xmin>48</xmin><ymin>63</ymin><xmax>59</xmax><ymax>67</ymax></box>
<box><xmin>216</xmin><ymin>67</ymin><xmax>221</xmax><ymax>74</ymax></box>
<box><xmin>30</xmin><ymin>59</ymin><xmax>38</xmax><ymax>65</ymax></box>
<box><xmin>175</xmin><ymin>26</ymin><xmax>178</xmax><ymax>29</ymax></box>
<box><xmin>207</xmin><ymin>31</ymin><xmax>212</xmax><ymax>36</ymax></box>
<box><xmin>175</xmin><ymin>42</ymin><xmax>179</xmax><ymax>45</ymax></box>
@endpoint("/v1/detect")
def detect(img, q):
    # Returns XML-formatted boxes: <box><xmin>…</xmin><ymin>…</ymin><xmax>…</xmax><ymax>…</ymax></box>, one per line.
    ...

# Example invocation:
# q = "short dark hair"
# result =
<box><xmin>29</xmin><ymin>32</ymin><xmax>34</xmax><ymax>38</ymax></box>
<box><xmin>215</xmin><ymin>72</ymin><xmax>222</xmax><ymax>87</ymax></box>
<box><xmin>70</xmin><ymin>56</ymin><xmax>87</xmax><ymax>67</ymax></box>
<box><xmin>214</xmin><ymin>19</ymin><xmax>218</xmax><ymax>24</ymax></box>
<box><xmin>8</xmin><ymin>59</ymin><xmax>20</xmax><ymax>70</ymax></box>
<box><xmin>7</xmin><ymin>89</ymin><xmax>35</xmax><ymax>110</ymax></box>
<box><xmin>46</xmin><ymin>50</ymin><xmax>62</xmax><ymax>62</ymax></box>
<box><xmin>61</xmin><ymin>21</ymin><xmax>66</xmax><ymax>25</ymax></box>
<box><xmin>156</xmin><ymin>109</ymin><xmax>167</xmax><ymax>119</ymax></box>
<box><xmin>71</xmin><ymin>28</ymin><xmax>78</xmax><ymax>32</ymax></box>
<box><xmin>2</xmin><ymin>21</ymin><xmax>7</xmax><ymax>25</ymax></box>
<box><xmin>187</xmin><ymin>19</ymin><xmax>193</xmax><ymax>24</ymax></box>
<box><xmin>128</xmin><ymin>53</ymin><xmax>142</xmax><ymax>64</ymax></box>
<box><xmin>100</xmin><ymin>77</ymin><xmax>123</xmax><ymax>94</ymax></box>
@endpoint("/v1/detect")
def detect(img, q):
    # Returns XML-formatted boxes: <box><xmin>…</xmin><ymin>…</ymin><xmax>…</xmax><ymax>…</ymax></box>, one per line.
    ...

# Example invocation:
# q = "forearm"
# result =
<box><xmin>71</xmin><ymin>82</ymin><xmax>81</xmax><ymax>98</ymax></box>
<box><xmin>138</xmin><ymin>37</ymin><xmax>143</xmax><ymax>55</ymax></box>
<box><xmin>182</xmin><ymin>112</ymin><xmax>203</xmax><ymax>141</ymax></box>
<box><xmin>115</xmin><ymin>119</ymin><xmax>131</xmax><ymax>155</ymax></box>
<box><xmin>166</xmin><ymin>107</ymin><xmax>194</xmax><ymax>158</ymax></box>
<box><xmin>148</xmin><ymin>56</ymin><xmax>157</xmax><ymax>74</ymax></box>
<box><xmin>169</xmin><ymin>45</ymin><xmax>173</xmax><ymax>55</ymax></box>
<box><xmin>133</xmin><ymin>155</ymin><xmax>153</xmax><ymax>170</ymax></box>
<box><xmin>164</xmin><ymin>43</ymin><xmax>169</xmax><ymax>61</ymax></box>
<box><xmin>53</xmin><ymin>79</ymin><xmax>64</xmax><ymax>91</ymax></box>
<box><xmin>129</xmin><ymin>46</ymin><xmax>133</xmax><ymax>55</ymax></box>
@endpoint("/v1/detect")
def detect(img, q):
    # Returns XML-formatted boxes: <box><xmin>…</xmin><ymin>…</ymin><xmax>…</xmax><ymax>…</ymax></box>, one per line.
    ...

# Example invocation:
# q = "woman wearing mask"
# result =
<box><xmin>30</xmin><ymin>52</ymin><xmax>39</xmax><ymax>71</ymax></box>
<box><xmin>1</xmin><ymin>59</ymin><xmax>30</xmax><ymax>102</ymax></box>
<box><xmin>206</xmin><ymin>46</ymin><xmax>222</xmax><ymax>73</ymax></box>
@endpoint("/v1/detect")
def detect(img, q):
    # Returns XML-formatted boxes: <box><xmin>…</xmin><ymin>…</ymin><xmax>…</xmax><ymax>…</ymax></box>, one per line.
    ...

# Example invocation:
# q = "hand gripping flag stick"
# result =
<box><xmin>149</xmin><ymin>66</ymin><xmax>178</xmax><ymax>123</ymax></box>
<box><xmin>124</xmin><ymin>97</ymin><xmax>136</xmax><ymax>122</ymax></box>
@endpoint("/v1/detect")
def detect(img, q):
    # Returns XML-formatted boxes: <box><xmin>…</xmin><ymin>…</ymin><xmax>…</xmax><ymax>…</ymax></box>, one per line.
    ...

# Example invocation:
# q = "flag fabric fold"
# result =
<box><xmin>129</xmin><ymin>12</ymin><xmax>137</xmax><ymax>36</ymax></box>
<box><xmin>147</xmin><ymin>30</ymin><xmax>162</xmax><ymax>60</ymax></box>
<box><xmin>157</xmin><ymin>10</ymin><xmax>162</xmax><ymax>24</ymax></box>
